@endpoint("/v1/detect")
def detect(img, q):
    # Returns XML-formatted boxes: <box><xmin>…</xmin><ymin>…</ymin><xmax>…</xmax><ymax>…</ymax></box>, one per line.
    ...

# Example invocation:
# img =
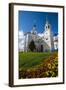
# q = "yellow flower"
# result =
<box><xmin>48</xmin><ymin>63</ymin><xmax>51</xmax><ymax>69</ymax></box>
<box><xmin>45</xmin><ymin>71</ymin><xmax>49</xmax><ymax>76</ymax></box>
<box><xmin>52</xmin><ymin>63</ymin><xmax>55</xmax><ymax>69</ymax></box>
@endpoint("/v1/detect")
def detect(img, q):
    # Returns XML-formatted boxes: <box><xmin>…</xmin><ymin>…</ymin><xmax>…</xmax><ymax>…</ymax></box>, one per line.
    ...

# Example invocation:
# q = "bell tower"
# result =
<box><xmin>43</xmin><ymin>18</ymin><xmax>54</xmax><ymax>51</ymax></box>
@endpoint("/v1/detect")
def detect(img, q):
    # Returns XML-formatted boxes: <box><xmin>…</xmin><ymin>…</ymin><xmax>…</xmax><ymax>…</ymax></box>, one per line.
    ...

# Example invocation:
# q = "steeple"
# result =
<box><xmin>31</xmin><ymin>22</ymin><xmax>37</xmax><ymax>34</ymax></box>
<box><xmin>43</xmin><ymin>17</ymin><xmax>54</xmax><ymax>52</ymax></box>
<box><xmin>33</xmin><ymin>24</ymin><xmax>36</xmax><ymax>31</ymax></box>
<box><xmin>44</xmin><ymin>17</ymin><xmax>51</xmax><ymax>31</ymax></box>
<box><xmin>46</xmin><ymin>16</ymin><xmax>48</xmax><ymax>24</ymax></box>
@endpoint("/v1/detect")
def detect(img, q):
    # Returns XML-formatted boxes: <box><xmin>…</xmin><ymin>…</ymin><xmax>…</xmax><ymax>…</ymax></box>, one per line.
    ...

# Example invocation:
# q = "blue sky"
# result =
<box><xmin>18</xmin><ymin>11</ymin><xmax>58</xmax><ymax>35</ymax></box>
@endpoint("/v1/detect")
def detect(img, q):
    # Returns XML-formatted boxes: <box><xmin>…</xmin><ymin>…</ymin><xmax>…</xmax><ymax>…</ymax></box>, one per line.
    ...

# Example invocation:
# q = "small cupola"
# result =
<box><xmin>31</xmin><ymin>24</ymin><xmax>37</xmax><ymax>34</ymax></box>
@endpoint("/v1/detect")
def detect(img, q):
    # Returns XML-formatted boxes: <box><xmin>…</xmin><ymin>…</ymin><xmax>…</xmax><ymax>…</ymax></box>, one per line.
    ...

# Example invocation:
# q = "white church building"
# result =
<box><xmin>19</xmin><ymin>19</ymin><xmax>58</xmax><ymax>52</ymax></box>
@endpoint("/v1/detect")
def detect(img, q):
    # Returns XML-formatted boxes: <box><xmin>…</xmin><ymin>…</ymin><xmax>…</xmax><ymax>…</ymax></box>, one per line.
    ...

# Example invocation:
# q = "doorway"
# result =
<box><xmin>41</xmin><ymin>45</ymin><xmax>43</xmax><ymax>52</ymax></box>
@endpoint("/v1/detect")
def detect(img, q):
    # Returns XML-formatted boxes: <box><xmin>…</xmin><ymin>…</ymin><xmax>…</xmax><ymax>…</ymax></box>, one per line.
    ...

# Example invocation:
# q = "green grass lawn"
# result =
<box><xmin>19</xmin><ymin>52</ymin><xmax>58</xmax><ymax>78</ymax></box>
<box><xmin>19</xmin><ymin>52</ymin><xmax>52</xmax><ymax>69</ymax></box>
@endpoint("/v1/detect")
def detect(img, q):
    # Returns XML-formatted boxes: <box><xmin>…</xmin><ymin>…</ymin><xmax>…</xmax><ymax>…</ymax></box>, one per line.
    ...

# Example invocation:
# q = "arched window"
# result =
<box><xmin>48</xmin><ymin>25</ymin><xmax>50</xmax><ymax>28</ymax></box>
<box><xmin>46</xmin><ymin>26</ymin><xmax>47</xmax><ymax>29</ymax></box>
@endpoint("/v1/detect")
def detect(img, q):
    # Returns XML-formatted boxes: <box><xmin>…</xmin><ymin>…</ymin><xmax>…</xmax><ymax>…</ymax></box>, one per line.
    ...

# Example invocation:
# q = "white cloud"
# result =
<box><xmin>38</xmin><ymin>33</ymin><xmax>44</xmax><ymax>37</ymax></box>
<box><xmin>18</xmin><ymin>30</ymin><xmax>24</xmax><ymax>51</ymax></box>
<box><xmin>19</xmin><ymin>30</ymin><xmax>24</xmax><ymax>39</ymax></box>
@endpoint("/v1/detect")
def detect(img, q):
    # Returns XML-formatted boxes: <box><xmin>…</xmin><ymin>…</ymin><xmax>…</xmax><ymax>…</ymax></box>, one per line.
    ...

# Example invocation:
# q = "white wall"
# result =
<box><xmin>0</xmin><ymin>0</ymin><xmax>66</xmax><ymax>90</ymax></box>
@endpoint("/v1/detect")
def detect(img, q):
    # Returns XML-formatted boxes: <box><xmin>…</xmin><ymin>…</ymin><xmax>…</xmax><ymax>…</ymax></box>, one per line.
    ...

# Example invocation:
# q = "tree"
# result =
<box><xmin>29</xmin><ymin>40</ymin><xmax>36</xmax><ymax>52</ymax></box>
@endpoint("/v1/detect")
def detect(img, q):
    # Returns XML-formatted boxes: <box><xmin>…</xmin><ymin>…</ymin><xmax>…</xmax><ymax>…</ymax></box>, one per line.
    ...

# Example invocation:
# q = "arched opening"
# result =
<box><xmin>41</xmin><ymin>45</ymin><xmax>43</xmax><ymax>52</ymax></box>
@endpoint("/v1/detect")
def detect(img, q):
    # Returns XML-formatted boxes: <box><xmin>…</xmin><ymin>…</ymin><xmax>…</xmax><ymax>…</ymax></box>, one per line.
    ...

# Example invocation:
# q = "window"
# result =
<box><xmin>46</xmin><ymin>26</ymin><xmax>47</xmax><ymax>29</ymax></box>
<box><xmin>46</xmin><ymin>38</ymin><xmax>48</xmax><ymax>40</ymax></box>
<box><xmin>48</xmin><ymin>25</ymin><xmax>50</xmax><ymax>28</ymax></box>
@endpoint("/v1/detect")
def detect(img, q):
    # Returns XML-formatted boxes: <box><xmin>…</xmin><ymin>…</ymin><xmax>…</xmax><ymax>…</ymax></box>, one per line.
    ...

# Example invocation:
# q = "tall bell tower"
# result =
<box><xmin>43</xmin><ymin>18</ymin><xmax>54</xmax><ymax>51</ymax></box>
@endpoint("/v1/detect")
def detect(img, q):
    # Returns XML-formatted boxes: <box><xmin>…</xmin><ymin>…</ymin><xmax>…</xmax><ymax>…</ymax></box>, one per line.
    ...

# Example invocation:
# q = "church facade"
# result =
<box><xmin>19</xmin><ymin>19</ymin><xmax>58</xmax><ymax>52</ymax></box>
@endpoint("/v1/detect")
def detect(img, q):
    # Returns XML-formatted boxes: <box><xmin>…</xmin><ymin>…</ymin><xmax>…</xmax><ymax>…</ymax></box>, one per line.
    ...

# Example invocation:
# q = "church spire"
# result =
<box><xmin>46</xmin><ymin>16</ymin><xmax>49</xmax><ymax>24</ymax></box>
<box><xmin>31</xmin><ymin>22</ymin><xmax>37</xmax><ymax>34</ymax></box>
<box><xmin>44</xmin><ymin>16</ymin><xmax>51</xmax><ymax>31</ymax></box>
